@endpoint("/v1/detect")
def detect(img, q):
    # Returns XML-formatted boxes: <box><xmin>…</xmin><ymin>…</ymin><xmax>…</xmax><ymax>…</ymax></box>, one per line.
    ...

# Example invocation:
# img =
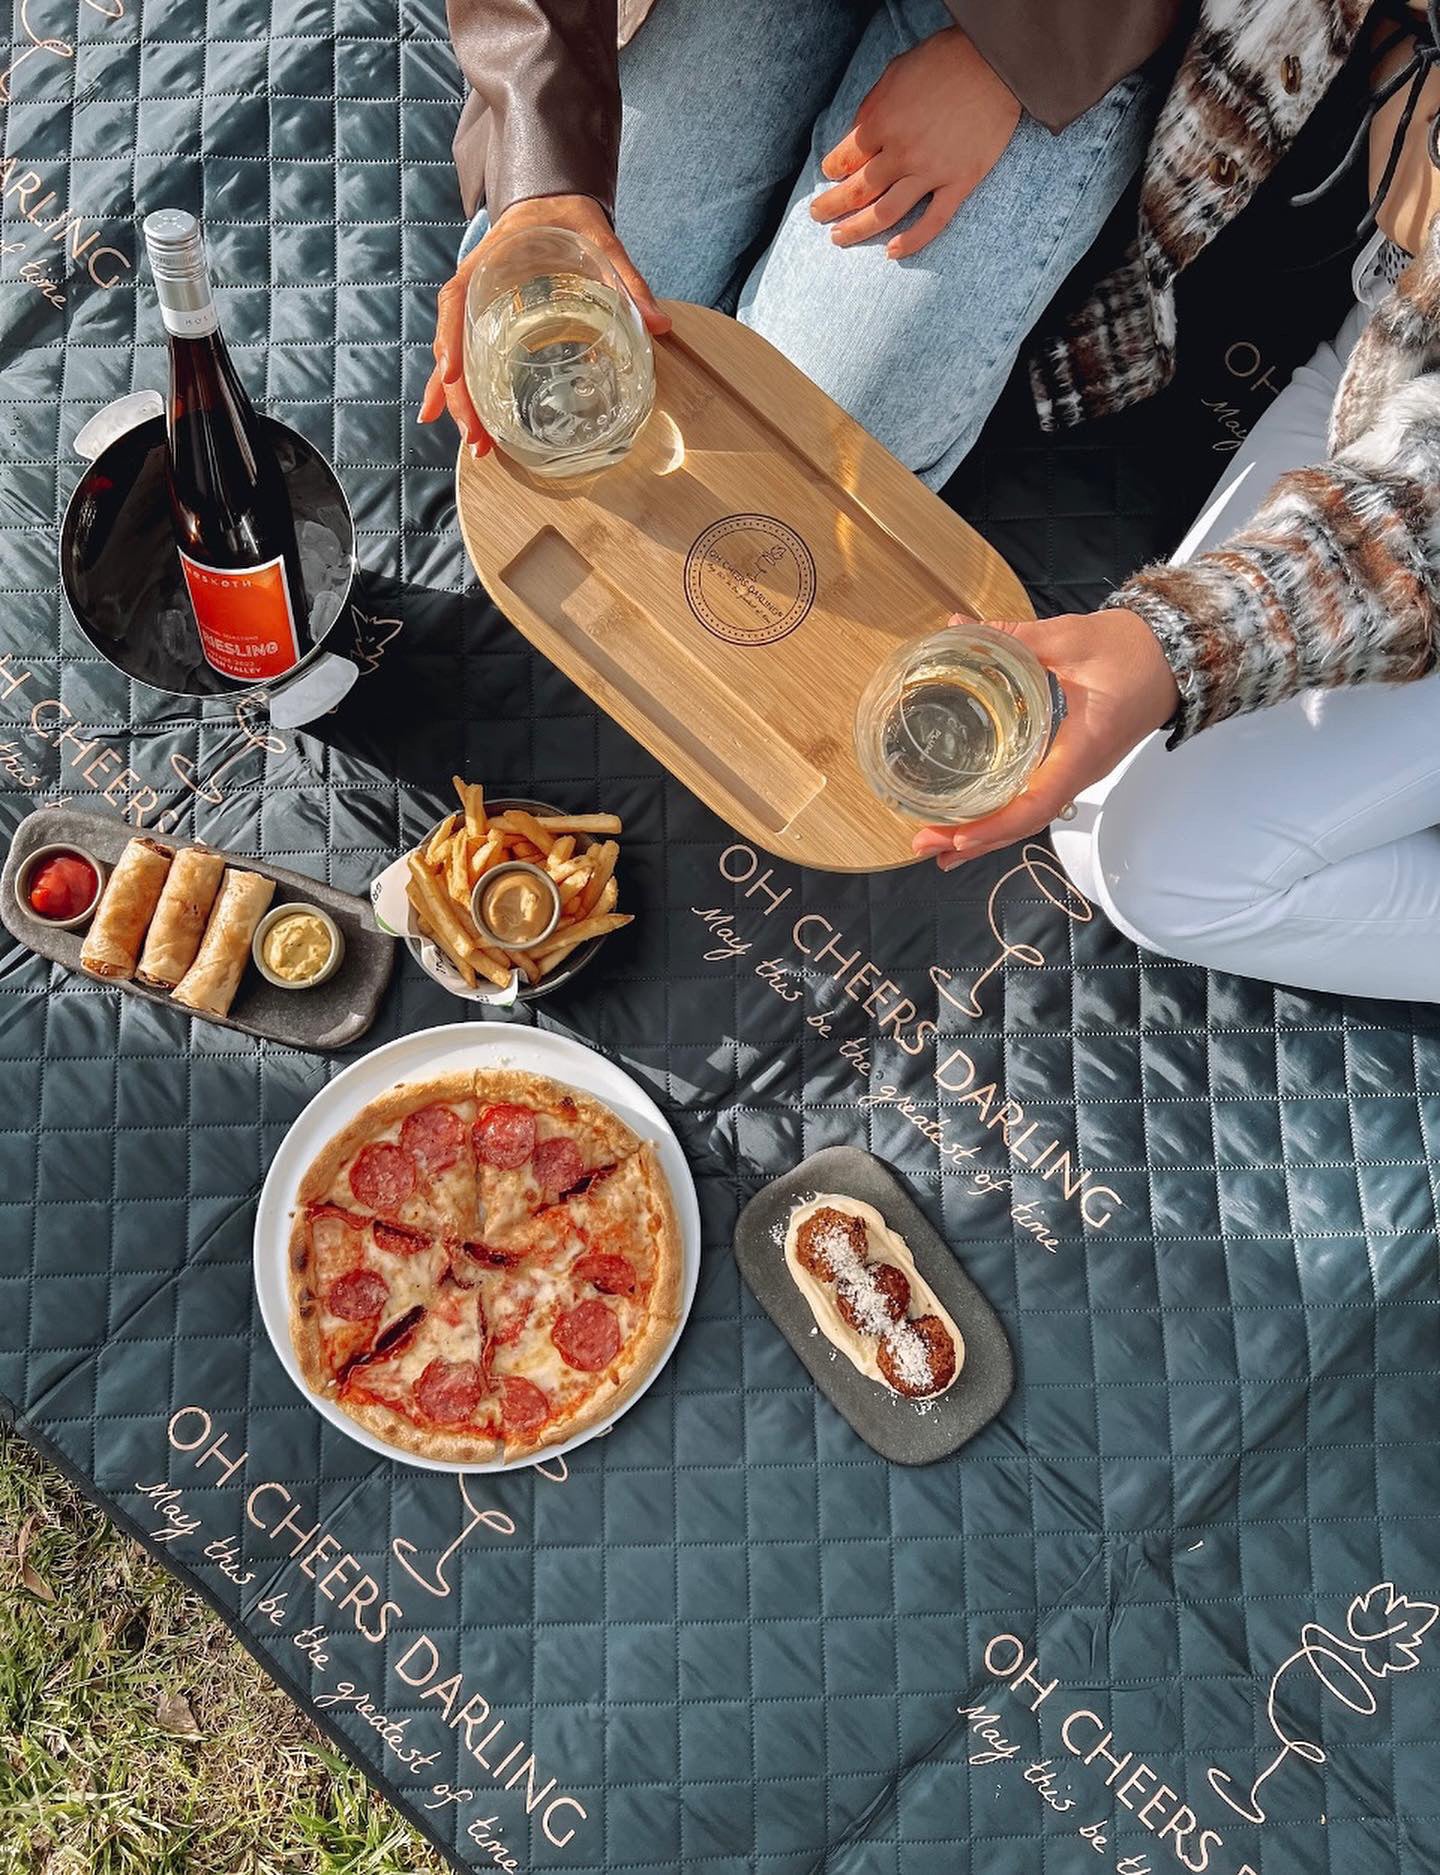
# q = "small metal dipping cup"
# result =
<box><xmin>471</xmin><ymin>860</ymin><xmax>562</xmax><ymax>952</ymax></box>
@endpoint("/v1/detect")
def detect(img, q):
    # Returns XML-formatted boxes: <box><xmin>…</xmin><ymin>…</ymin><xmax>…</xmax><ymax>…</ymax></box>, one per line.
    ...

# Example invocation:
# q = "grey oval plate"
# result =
<box><xmin>2</xmin><ymin>804</ymin><xmax>395</xmax><ymax>1053</ymax></box>
<box><xmin>734</xmin><ymin>1145</ymin><xmax>1014</xmax><ymax>1464</ymax></box>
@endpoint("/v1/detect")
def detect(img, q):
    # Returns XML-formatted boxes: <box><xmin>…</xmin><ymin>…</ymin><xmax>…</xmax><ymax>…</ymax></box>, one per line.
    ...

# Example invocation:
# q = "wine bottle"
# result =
<box><xmin>143</xmin><ymin>209</ymin><xmax>308</xmax><ymax>685</ymax></box>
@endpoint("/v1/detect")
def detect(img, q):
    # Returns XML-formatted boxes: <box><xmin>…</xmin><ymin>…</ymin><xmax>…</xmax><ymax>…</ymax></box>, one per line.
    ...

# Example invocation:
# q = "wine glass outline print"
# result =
<box><xmin>1</xmin><ymin>0</ymin><xmax>125</xmax><ymax>104</ymax></box>
<box><xmin>392</xmin><ymin>1477</ymin><xmax>516</xmax><ymax>1598</ymax></box>
<box><xmin>1206</xmin><ymin>1582</ymin><xmax>1437</xmax><ymax>1824</ymax></box>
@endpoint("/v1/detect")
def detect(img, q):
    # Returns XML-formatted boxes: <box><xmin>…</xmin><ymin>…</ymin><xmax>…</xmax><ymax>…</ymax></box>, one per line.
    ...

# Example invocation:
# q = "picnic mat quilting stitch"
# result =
<box><xmin>3</xmin><ymin>4</ymin><xmax>1438</xmax><ymax>1872</ymax></box>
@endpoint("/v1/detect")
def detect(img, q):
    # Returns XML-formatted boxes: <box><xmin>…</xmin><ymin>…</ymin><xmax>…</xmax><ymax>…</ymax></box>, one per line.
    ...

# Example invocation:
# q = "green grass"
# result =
<box><xmin>0</xmin><ymin>1426</ymin><xmax>451</xmax><ymax>1875</ymax></box>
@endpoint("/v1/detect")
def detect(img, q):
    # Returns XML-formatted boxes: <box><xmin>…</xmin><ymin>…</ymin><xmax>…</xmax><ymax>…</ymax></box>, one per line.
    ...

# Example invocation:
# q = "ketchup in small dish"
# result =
<box><xmin>24</xmin><ymin>850</ymin><xmax>101</xmax><ymax>925</ymax></box>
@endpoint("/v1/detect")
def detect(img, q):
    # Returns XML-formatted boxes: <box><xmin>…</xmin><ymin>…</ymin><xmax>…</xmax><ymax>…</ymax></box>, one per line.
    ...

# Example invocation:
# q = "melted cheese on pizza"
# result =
<box><xmin>316</xmin><ymin>1098</ymin><xmax>479</xmax><ymax>1242</ymax></box>
<box><xmin>306</xmin><ymin>1211</ymin><xmax>450</xmax><ymax>1369</ymax></box>
<box><xmin>475</xmin><ymin>1102</ymin><xmax>616</xmax><ymax>1248</ymax></box>
<box><xmin>486</xmin><ymin>1156</ymin><xmax>660</xmax><ymax>1404</ymax></box>
<box><xmin>343</xmin><ymin>1285</ymin><xmax>494</xmax><ymax>1424</ymax></box>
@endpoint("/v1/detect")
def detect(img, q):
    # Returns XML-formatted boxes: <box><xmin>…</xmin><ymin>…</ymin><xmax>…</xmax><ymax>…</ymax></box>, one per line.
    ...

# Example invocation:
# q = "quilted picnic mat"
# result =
<box><xmin>4</xmin><ymin>4</ymin><xmax>1439</xmax><ymax>1872</ymax></box>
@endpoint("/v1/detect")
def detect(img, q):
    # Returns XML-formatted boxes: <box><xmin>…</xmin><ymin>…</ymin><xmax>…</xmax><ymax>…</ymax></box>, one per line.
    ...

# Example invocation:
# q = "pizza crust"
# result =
<box><xmin>288</xmin><ymin>1209</ymin><xmax>330</xmax><ymax>1395</ymax></box>
<box><xmin>340</xmin><ymin>1391</ymin><xmax>502</xmax><ymax>1465</ymax></box>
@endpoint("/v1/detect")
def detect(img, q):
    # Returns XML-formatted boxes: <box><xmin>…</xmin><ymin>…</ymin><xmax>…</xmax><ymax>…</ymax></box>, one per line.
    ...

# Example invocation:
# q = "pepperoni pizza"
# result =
<box><xmin>287</xmin><ymin>1069</ymin><xmax>683</xmax><ymax>1463</ymax></box>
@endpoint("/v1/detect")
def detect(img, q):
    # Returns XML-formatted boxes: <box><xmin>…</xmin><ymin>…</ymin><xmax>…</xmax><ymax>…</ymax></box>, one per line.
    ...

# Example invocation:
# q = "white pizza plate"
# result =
<box><xmin>253</xmin><ymin>1022</ymin><xmax>702</xmax><ymax>1473</ymax></box>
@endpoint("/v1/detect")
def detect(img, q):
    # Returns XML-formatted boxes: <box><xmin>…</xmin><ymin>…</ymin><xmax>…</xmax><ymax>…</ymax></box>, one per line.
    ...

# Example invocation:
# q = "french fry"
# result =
<box><xmin>506</xmin><ymin>948</ymin><xmax>542</xmax><ymax>984</ymax></box>
<box><xmin>537</xmin><ymin>813</ymin><xmax>623</xmax><ymax>836</ymax></box>
<box><xmin>408</xmin><ymin>875</ymin><xmax>486</xmax><ymax>989</ymax></box>
<box><xmin>575</xmin><ymin>840</ymin><xmax>617</xmax><ymax>918</ymax></box>
<box><xmin>447</xmin><ymin>832</ymin><xmax>470</xmax><ymax>903</ymax></box>
<box><xmin>455</xmin><ymin>776</ymin><xmax>486</xmax><ymax>837</ymax></box>
<box><xmin>425</xmin><ymin>813</ymin><xmax>458</xmax><ymax>863</ymax></box>
<box><xmin>418</xmin><ymin>883</ymin><xmax>514</xmax><ymax>991</ymax></box>
<box><xmin>469</xmin><ymin>831</ymin><xmax>505</xmax><ymax>883</ymax></box>
<box><xmin>596</xmin><ymin>876</ymin><xmax>618</xmax><ymax>916</ymax></box>
<box><xmin>414</xmin><ymin>911</ymin><xmax>479</xmax><ymax>989</ymax></box>
<box><xmin>534</xmin><ymin>912</ymin><xmax>632</xmax><ymax>974</ymax></box>
<box><xmin>512</xmin><ymin>840</ymin><xmax>540</xmax><ymax>862</ymax></box>
<box><xmin>408</xmin><ymin>854</ymin><xmax>478</xmax><ymax>962</ymax></box>
<box><xmin>470</xmin><ymin>945</ymin><xmax>518</xmax><ymax>990</ymax></box>
<box><xmin>503</xmin><ymin>810</ymin><xmax>555</xmax><ymax>854</ymax></box>
<box><xmin>547</xmin><ymin>836</ymin><xmax>576</xmax><ymax>867</ymax></box>
<box><xmin>557</xmin><ymin>873</ymin><xmax>588</xmax><ymax>903</ymax></box>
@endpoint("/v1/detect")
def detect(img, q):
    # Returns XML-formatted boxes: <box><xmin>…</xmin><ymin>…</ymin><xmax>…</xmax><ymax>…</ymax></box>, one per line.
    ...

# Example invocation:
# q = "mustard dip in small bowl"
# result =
<box><xmin>252</xmin><ymin>903</ymin><xmax>344</xmax><ymax>990</ymax></box>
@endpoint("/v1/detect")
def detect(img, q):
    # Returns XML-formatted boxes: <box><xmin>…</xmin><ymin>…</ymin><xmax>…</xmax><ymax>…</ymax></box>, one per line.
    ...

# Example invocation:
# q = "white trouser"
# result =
<box><xmin>1051</xmin><ymin>302</ymin><xmax>1440</xmax><ymax>1002</ymax></box>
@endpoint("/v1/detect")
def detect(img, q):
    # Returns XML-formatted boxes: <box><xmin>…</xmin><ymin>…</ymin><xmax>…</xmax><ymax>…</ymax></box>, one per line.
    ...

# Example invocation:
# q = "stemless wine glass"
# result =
<box><xmin>462</xmin><ymin>224</ymin><xmax>656</xmax><ymax>478</ymax></box>
<box><xmin>855</xmin><ymin>622</ymin><xmax>1055</xmax><ymax>823</ymax></box>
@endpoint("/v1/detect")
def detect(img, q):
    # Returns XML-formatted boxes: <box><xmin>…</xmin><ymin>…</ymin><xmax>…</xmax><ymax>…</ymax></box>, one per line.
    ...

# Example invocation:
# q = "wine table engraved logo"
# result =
<box><xmin>1206</xmin><ymin>1582</ymin><xmax>1437</xmax><ymax>1824</ymax></box>
<box><xmin>683</xmin><ymin>514</ymin><xmax>816</xmax><ymax>646</ymax></box>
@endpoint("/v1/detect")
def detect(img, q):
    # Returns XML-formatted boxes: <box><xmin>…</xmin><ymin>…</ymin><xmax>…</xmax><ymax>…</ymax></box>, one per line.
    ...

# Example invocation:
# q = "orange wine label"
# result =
<box><xmin>177</xmin><ymin>549</ymin><xmax>302</xmax><ymax>683</ymax></box>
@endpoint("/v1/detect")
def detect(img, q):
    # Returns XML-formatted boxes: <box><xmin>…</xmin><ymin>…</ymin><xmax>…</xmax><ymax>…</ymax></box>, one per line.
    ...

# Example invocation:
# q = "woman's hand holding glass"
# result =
<box><xmin>420</xmin><ymin>195</ymin><xmax>670</xmax><ymax>451</ymax></box>
<box><xmin>912</xmin><ymin>609</ymin><xmax>1182</xmax><ymax>870</ymax></box>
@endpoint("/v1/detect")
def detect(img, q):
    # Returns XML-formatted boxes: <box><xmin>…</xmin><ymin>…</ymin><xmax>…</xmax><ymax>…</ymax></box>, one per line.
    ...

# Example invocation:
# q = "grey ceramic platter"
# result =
<box><xmin>734</xmin><ymin>1145</ymin><xmax>1014</xmax><ymax>1464</ymax></box>
<box><xmin>2</xmin><ymin>805</ymin><xmax>394</xmax><ymax>1052</ymax></box>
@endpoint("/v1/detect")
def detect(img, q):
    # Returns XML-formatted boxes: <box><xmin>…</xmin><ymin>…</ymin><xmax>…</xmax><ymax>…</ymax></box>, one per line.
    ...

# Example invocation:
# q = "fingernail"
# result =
<box><xmin>938</xmin><ymin>852</ymin><xmax>965</xmax><ymax>873</ymax></box>
<box><xmin>912</xmin><ymin>835</ymin><xmax>950</xmax><ymax>856</ymax></box>
<box><xmin>468</xmin><ymin>440</ymin><xmax>482</xmax><ymax>459</ymax></box>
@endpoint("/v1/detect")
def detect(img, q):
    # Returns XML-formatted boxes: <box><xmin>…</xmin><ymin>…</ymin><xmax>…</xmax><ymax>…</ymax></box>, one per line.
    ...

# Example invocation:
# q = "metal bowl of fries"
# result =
<box><xmin>371</xmin><ymin>778</ymin><xmax>632</xmax><ymax>1006</ymax></box>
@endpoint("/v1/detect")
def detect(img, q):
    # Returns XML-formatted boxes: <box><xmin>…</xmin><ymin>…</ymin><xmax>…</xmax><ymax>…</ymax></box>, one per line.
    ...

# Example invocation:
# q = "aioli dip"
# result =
<box><xmin>479</xmin><ymin>866</ymin><xmax>558</xmax><ymax>947</ymax></box>
<box><xmin>261</xmin><ymin>909</ymin><xmax>333</xmax><ymax>983</ymax></box>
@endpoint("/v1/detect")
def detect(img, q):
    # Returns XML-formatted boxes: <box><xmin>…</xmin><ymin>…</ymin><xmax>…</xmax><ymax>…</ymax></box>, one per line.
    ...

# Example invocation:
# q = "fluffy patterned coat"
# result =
<box><xmin>1031</xmin><ymin>0</ymin><xmax>1372</xmax><ymax>426</ymax></box>
<box><xmin>1033</xmin><ymin>0</ymin><xmax>1440</xmax><ymax>743</ymax></box>
<box><xmin>1116</xmin><ymin>213</ymin><xmax>1440</xmax><ymax>740</ymax></box>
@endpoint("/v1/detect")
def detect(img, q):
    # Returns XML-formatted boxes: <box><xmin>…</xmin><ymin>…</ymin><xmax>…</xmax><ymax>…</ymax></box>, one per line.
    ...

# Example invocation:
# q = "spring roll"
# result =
<box><xmin>79</xmin><ymin>837</ymin><xmax>174</xmax><ymax>981</ymax></box>
<box><xmin>135</xmin><ymin>847</ymin><xmax>227</xmax><ymax>989</ymax></box>
<box><xmin>171</xmin><ymin>868</ymin><xmax>275</xmax><ymax>1016</ymax></box>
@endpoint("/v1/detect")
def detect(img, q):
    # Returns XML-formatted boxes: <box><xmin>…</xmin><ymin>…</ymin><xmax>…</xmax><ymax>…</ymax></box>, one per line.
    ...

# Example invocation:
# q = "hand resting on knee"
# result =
<box><xmin>811</xmin><ymin>28</ymin><xmax>1021</xmax><ymax>260</ymax></box>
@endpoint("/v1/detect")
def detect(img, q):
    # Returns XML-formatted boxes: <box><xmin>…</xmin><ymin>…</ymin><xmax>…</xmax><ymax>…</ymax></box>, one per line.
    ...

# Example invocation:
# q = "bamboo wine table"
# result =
<box><xmin>456</xmin><ymin>300</ymin><xmax>1033</xmax><ymax>872</ymax></box>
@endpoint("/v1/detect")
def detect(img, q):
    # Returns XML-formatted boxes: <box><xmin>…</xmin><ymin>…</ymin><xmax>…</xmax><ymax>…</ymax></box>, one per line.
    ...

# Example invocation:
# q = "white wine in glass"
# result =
<box><xmin>855</xmin><ymin>624</ymin><xmax>1054</xmax><ymax>823</ymax></box>
<box><xmin>463</xmin><ymin>227</ymin><xmax>655</xmax><ymax>478</ymax></box>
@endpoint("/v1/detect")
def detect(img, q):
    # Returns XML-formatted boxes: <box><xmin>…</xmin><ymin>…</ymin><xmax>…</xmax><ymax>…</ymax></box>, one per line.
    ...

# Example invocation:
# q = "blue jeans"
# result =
<box><xmin>462</xmin><ymin>0</ymin><xmax>1157</xmax><ymax>488</ymax></box>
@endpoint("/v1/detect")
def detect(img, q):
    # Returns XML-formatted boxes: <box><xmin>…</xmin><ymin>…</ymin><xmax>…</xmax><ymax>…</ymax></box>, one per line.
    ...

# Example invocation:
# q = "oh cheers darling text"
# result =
<box><xmin>967</xmin><ymin>1636</ymin><xmax>1262</xmax><ymax>1874</ymax></box>
<box><xmin>153</xmin><ymin>1408</ymin><xmax>585</xmax><ymax>1869</ymax></box>
<box><xmin>706</xmin><ymin>845</ymin><xmax>1123</xmax><ymax>1242</ymax></box>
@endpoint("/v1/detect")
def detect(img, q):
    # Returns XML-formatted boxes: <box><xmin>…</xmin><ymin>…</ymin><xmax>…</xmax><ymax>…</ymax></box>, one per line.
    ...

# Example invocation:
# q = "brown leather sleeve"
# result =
<box><xmin>947</xmin><ymin>0</ymin><xmax>1187</xmax><ymax>130</ymax></box>
<box><xmin>447</xmin><ymin>0</ymin><xmax>620</xmax><ymax>222</ymax></box>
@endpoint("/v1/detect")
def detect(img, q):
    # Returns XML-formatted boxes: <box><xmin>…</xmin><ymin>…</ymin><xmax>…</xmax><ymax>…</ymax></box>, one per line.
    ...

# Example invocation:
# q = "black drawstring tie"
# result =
<box><xmin>1291</xmin><ymin>0</ymin><xmax>1440</xmax><ymax>240</ymax></box>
